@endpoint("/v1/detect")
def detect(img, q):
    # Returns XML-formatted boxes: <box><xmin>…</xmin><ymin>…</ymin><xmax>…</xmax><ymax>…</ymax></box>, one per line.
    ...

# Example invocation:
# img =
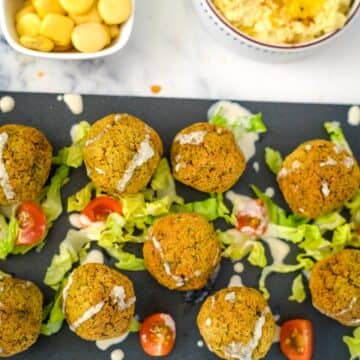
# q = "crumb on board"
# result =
<box><xmin>150</xmin><ymin>85</ymin><xmax>162</xmax><ymax>94</ymax></box>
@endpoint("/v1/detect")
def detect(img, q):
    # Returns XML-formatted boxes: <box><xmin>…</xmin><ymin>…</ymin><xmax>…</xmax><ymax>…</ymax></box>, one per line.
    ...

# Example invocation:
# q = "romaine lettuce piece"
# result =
<box><xmin>265</xmin><ymin>147</ymin><xmax>283</xmax><ymax>175</ymax></box>
<box><xmin>67</xmin><ymin>182</ymin><xmax>95</xmax><ymax>212</ymax></box>
<box><xmin>288</xmin><ymin>274</ymin><xmax>306</xmax><ymax>303</ymax></box>
<box><xmin>324</xmin><ymin>121</ymin><xmax>352</xmax><ymax>155</ymax></box>
<box><xmin>0</xmin><ymin>216</ymin><xmax>18</xmax><ymax>260</ymax></box>
<box><xmin>343</xmin><ymin>327</ymin><xmax>360</xmax><ymax>360</ymax></box>
<box><xmin>248</xmin><ymin>241</ymin><xmax>267</xmax><ymax>268</ymax></box>
<box><xmin>218</xmin><ymin>229</ymin><xmax>256</xmax><ymax>260</ymax></box>
<box><xmin>314</xmin><ymin>211</ymin><xmax>346</xmax><ymax>233</ymax></box>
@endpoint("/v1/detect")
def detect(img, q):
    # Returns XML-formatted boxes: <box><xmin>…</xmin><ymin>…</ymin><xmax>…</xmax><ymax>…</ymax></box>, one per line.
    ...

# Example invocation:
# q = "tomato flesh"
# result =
<box><xmin>235</xmin><ymin>199</ymin><xmax>268</xmax><ymax>236</ymax></box>
<box><xmin>139</xmin><ymin>313</ymin><xmax>176</xmax><ymax>357</ymax></box>
<box><xmin>280</xmin><ymin>319</ymin><xmax>313</xmax><ymax>360</ymax></box>
<box><xmin>81</xmin><ymin>196</ymin><xmax>122</xmax><ymax>222</ymax></box>
<box><xmin>16</xmin><ymin>201</ymin><xmax>47</xmax><ymax>245</ymax></box>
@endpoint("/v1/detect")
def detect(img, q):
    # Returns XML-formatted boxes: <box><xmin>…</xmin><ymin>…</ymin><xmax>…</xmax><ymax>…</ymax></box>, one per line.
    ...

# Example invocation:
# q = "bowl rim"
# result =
<box><xmin>0</xmin><ymin>0</ymin><xmax>135</xmax><ymax>60</ymax></box>
<box><xmin>205</xmin><ymin>0</ymin><xmax>360</xmax><ymax>50</ymax></box>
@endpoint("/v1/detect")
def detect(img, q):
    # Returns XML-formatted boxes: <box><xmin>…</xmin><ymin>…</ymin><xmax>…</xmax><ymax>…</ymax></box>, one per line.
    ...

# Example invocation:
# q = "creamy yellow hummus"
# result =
<box><xmin>212</xmin><ymin>0</ymin><xmax>351</xmax><ymax>45</ymax></box>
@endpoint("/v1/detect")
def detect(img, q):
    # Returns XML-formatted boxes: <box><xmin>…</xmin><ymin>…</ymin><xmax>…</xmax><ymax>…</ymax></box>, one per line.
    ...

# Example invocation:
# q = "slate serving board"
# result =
<box><xmin>0</xmin><ymin>92</ymin><xmax>358</xmax><ymax>360</ymax></box>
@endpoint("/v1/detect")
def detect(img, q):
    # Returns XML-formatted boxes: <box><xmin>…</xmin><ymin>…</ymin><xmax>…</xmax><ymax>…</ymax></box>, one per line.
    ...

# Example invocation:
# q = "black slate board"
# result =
<box><xmin>0</xmin><ymin>92</ymin><xmax>358</xmax><ymax>360</ymax></box>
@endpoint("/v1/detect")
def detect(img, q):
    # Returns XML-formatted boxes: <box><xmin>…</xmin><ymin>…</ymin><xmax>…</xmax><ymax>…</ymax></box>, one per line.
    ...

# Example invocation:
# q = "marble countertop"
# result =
<box><xmin>1</xmin><ymin>0</ymin><xmax>360</xmax><ymax>104</ymax></box>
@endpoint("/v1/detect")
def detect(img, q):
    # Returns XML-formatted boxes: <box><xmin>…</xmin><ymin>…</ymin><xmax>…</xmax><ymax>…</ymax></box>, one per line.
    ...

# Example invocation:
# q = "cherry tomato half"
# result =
<box><xmin>280</xmin><ymin>319</ymin><xmax>314</xmax><ymax>360</ymax></box>
<box><xmin>235</xmin><ymin>199</ymin><xmax>268</xmax><ymax>236</ymax></box>
<box><xmin>139</xmin><ymin>313</ymin><xmax>176</xmax><ymax>357</ymax></box>
<box><xmin>81</xmin><ymin>196</ymin><xmax>122</xmax><ymax>222</ymax></box>
<box><xmin>16</xmin><ymin>201</ymin><xmax>47</xmax><ymax>245</ymax></box>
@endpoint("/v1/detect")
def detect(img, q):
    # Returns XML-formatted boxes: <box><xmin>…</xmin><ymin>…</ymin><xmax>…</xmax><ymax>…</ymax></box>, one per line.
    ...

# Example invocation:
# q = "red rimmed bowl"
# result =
<box><xmin>193</xmin><ymin>0</ymin><xmax>360</xmax><ymax>61</ymax></box>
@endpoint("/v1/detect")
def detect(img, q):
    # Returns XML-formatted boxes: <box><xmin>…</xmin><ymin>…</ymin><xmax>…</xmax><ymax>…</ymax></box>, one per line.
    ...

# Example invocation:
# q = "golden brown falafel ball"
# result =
<box><xmin>277</xmin><ymin>139</ymin><xmax>360</xmax><ymax>219</ymax></box>
<box><xmin>0</xmin><ymin>276</ymin><xmax>43</xmax><ymax>357</ymax></box>
<box><xmin>197</xmin><ymin>287</ymin><xmax>275</xmax><ymax>360</ymax></box>
<box><xmin>309</xmin><ymin>249</ymin><xmax>360</xmax><ymax>327</ymax></box>
<box><xmin>0</xmin><ymin>124</ymin><xmax>52</xmax><ymax>205</ymax></box>
<box><xmin>63</xmin><ymin>263</ymin><xmax>136</xmax><ymax>341</ymax></box>
<box><xmin>170</xmin><ymin>123</ymin><xmax>246</xmax><ymax>193</ymax></box>
<box><xmin>84</xmin><ymin>114</ymin><xmax>163</xmax><ymax>196</ymax></box>
<box><xmin>143</xmin><ymin>213</ymin><xmax>221</xmax><ymax>291</ymax></box>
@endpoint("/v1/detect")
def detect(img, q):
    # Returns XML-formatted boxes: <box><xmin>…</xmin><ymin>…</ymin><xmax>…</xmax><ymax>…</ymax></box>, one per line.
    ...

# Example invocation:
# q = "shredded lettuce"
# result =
<box><xmin>129</xmin><ymin>318</ymin><xmax>142</xmax><ymax>333</ymax></box>
<box><xmin>44</xmin><ymin>230</ymin><xmax>91</xmax><ymax>289</ymax></box>
<box><xmin>210</xmin><ymin>110</ymin><xmax>267</xmax><ymax>135</ymax></box>
<box><xmin>41</xmin><ymin>282</ymin><xmax>65</xmax><ymax>336</ymax></box>
<box><xmin>288</xmin><ymin>274</ymin><xmax>306</xmax><ymax>303</ymax></box>
<box><xmin>53</xmin><ymin>121</ymin><xmax>90</xmax><ymax>168</ymax></box>
<box><xmin>343</xmin><ymin>327</ymin><xmax>360</xmax><ymax>360</ymax></box>
<box><xmin>67</xmin><ymin>182</ymin><xmax>95</xmax><ymax>212</ymax></box>
<box><xmin>248</xmin><ymin>242</ymin><xmax>267</xmax><ymax>268</ymax></box>
<box><xmin>172</xmin><ymin>193</ymin><xmax>231</xmax><ymax>222</ymax></box>
<box><xmin>0</xmin><ymin>216</ymin><xmax>18</xmax><ymax>260</ymax></box>
<box><xmin>251</xmin><ymin>185</ymin><xmax>308</xmax><ymax>227</ymax></box>
<box><xmin>314</xmin><ymin>212</ymin><xmax>346</xmax><ymax>233</ymax></box>
<box><xmin>259</xmin><ymin>257</ymin><xmax>314</xmax><ymax>299</ymax></box>
<box><xmin>265</xmin><ymin>147</ymin><xmax>283</xmax><ymax>175</ymax></box>
<box><xmin>218</xmin><ymin>229</ymin><xmax>255</xmax><ymax>260</ymax></box>
<box><xmin>324</xmin><ymin>121</ymin><xmax>352</xmax><ymax>155</ymax></box>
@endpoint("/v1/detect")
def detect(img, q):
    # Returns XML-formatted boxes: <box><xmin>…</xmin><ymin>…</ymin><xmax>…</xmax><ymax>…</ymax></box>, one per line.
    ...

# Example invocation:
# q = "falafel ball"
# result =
<box><xmin>277</xmin><ymin>139</ymin><xmax>360</xmax><ymax>219</ymax></box>
<box><xmin>0</xmin><ymin>124</ymin><xmax>52</xmax><ymax>205</ymax></box>
<box><xmin>197</xmin><ymin>287</ymin><xmax>275</xmax><ymax>360</ymax></box>
<box><xmin>143</xmin><ymin>213</ymin><xmax>221</xmax><ymax>291</ymax></box>
<box><xmin>170</xmin><ymin>123</ymin><xmax>246</xmax><ymax>193</ymax></box>
<box><xmin>83</xmin><ymin>114</ymin><xmax>163</xmax><ymax>196</ymax></box>
<box><xmin>309</xmin><ymin>249</ymin><xmax>360</xmax><ymax>327</ymax></box>
<box><xmin>62</xmin><ymin>263</ymin><xmax>136</xmax><ymax>341</ymax></box>
<box><xmin>0</xmin><ymin>276</ymin><xmax>43</xmax><ymax>357</ymax></box>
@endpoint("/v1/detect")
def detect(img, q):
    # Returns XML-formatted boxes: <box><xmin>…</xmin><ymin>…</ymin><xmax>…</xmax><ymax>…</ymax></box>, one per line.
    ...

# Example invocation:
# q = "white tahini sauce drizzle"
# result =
<box><xmin>207</xmin><ymin>101</ymin><xmax>260</xmax><ymax>161</ymax></box>
<box><xmin>265</xmin><ymin>187</ymin><xmax>275</xmax><ymax>198</ymax></box>
<box><xmin>175</xmin><ymin>131</ymin><xmax>207</xmax><ymax>145</ymax></box>
<box><xmin>111</xmin><ymin>286</ymin><xmax>136</xmax><ymax>310</ymax></box>
<box><xmin>348</xmin><ymin>105</ymin><xmax>360</xmax><ymax>126</ymax></box>
<box><xmin>233</xmin><ymin>262</ymin><xmax>244</xmax><ymax>273</ymax></box>
<box><xmin>96</xmin><ymin>332</ymin><xmax>129</xmax><ymax>351</ymax></box>
<box><xmin>262</xmin><ymin>237</ymin><xmax>290</xmax><ymax>264</ymax></box>
<box><xmin>321</xmin><ymin>181</ymin><xmax>330</xmax><ymax>197</ymax></box>
<box><xmin>84</xmin><ymin>249</ymin><xmax>104</xmax><ymax>264</ymax></box>
<box><xmin>62</xmin><ymin>94</ymin><xmax>84</xmax><ymax>115</ymax></box>
<box><xmin>223</xmin><ymin>313</ymin><xmax>266</xmax><ymax>360</ymax></box>
<box><xmin>151</xmin><ymin>236</ymin><xmax>184</xmax><ymax>287</ymax></box>
<box><xmin>117</xmin><ymin>134</ymin><xmax>154</xmax><ymax>192</ymax></box>
<box><xmin>110</xmin><ymin>349</ymin><xmax>124</xmax><ymax>360</ymax></box>
<box><xmin>320</xmin><ymin>157</ymin><xmax>337</xmax><ymax>167</ymax></box>
<box><xmin>253</xmin><ymin>161</ymin><xmax>260</xmax><ymax>173</ymax></box>
<box><xmin>0</xmin><ymin>133</ymin><xmax>15</xmax><ymax>201</ymax></box>
<box><xmin>62</xmin><ymin>273</ymin><xmax>74</xmax><ymax>313</ymax></box>
<box><xmin>70</xmin><ymin>302</ymin><xmax>104</xmax><ymax>331</ymax></box>
<box><xmin>0</xmin><ymin>96</ymin><xmax>15</xmax><ymax>113</ymax></box>
<box><xmin>197</xmin><ymin>340</ymin><xmax>204</xmax><ymax>348</ymax></box>
<box><xmin>228</xmin><ymin>275</ymin><xmax>243</xmax><ymax>287</ymax></box>
<box><xmin>160</xmin><ymin>314</ymin><xmax>176</xmax><ymax>333</ymax></box>
<box><xmin>224</xmin><ymin>291</ymin><xmax>236</xmax><ymax>302</ymax></box>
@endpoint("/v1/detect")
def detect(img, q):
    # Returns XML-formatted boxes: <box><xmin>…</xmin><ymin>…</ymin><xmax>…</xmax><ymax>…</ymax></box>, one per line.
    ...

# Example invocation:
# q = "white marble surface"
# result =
<box><xmin>1</xmin><ymin>0</ymin><xmax>360</xmax><ymax>104</ymax></box>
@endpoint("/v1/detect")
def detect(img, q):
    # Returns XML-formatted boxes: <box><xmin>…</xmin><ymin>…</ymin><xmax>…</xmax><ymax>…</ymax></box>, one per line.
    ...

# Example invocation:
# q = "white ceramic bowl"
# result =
<box><xmin>193</xmin><ymin>0</ymin><xmax>360</xmax><ymax>61</ymax></box>
<box><xmin>0</xmin><ymin>0</ymin><xmax>135</xmax><ymax>60</ymax></box>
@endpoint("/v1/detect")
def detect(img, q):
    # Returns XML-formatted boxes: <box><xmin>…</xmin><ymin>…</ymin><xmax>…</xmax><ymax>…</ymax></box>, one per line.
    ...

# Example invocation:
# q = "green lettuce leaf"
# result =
<box><xmin>44</xmin><ymin>230</ymin><xmax>91</xmax><ymax>289</ymax></box>
<box><xmin>343</xmin><ymin>327</ymin><xmax>360</xmax><ymax>360</ymax></box>
<box><xmin>218</xmin><ymin>229</ymin><xmax>256</xmax><ymax>260</ymax></box>
<box><xmin>259</xmin><ymin>256</ymin><xmax>314</xmax><ymax>299</ymax></box>
<box><xmin>248</xmin><ymin>241</ymin><xmax>267</xmax><ymax>268</ymax></box>
<box><xmin>324</xmin><ymin>121</ymin><xmax>352</xmax><ymax>155</ymax></box>
<box><xmin>67</xmin><ymin>182</ymin><xmax>95</xmax><ymax>212</ymax></box>
<box><xmin>53</xmin><ymin>121</ymin><xmax>91</xmax><ymax>168</ymax></box>
<box><xmin>265</xmin><ymin>147</ymin><xmax>283</xmax><ymax>175</ymax></box>
<box><xmin>0</xmin><ymin>216</ymin><xmax>18</xmax><ymax>260</ymax></box>
<box><xmin>172</xmin><ymin>193</ymin><xmax>232</xmax><ymax>222</ymax></box>
<box><xmin>314</xmin><ymin>211</ymin><xmax>346</xmax><ymax>233</ymax></box>
<box><xmin>41</xmin><ymin>282</ymin><xmax>65</xmax><ymax>336</ymax></box>
<box><xmin>251</xmin><ymin>185</ymin><xmax>308</xmax><ymax>227</ymax></box>
<box><xmin>288</xmin><ymin>274</ymin><xmax>306</xmax><ymax>303</ymax></box>
<box><xmin>129</xmin><ymin>318</ymin><xmax>142</xmax><ymax>333</ymax></box>
<box><xmin>41</xmin><ymin>165</ymin><xmax>70</xmax><ymax>225</ymax></box>
<box><xmin>104</xmin><ymin>246</ymin><xmax>146</xmax><ymax>271</ymax></box>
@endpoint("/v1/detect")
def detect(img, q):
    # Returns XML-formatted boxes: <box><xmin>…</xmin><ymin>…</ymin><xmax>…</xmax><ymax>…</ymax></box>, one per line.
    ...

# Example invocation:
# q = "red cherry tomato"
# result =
<box><xmin>280</xmin><ymin>319</ymin><xmax>314</xmax><ymax>360</ymax></box>
<box><xmin>81</xmin><ymin>196</ymin><xmax>122</xmax><ymax>222</ymax></box>
<box><xmin>139</xmin><ymin>313</ymin><xmax>176</xmax><ymax>357</ymax></box>
<box><xmin>235</xmin><ymin>199</ymin><xmax>268</xmax><ymax>236</ymax></box>
<box><xmin>16</xmin><ymin>201</ymin><xmax>47</xmax><ymax>245</ymax></box>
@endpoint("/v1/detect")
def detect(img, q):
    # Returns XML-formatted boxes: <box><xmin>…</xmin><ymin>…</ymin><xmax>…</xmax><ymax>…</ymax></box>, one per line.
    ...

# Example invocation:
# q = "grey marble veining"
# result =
<box><xmin>0</xmin><ymin>0</ymin><xmax>360</xmax><ymax>103</ymax></box>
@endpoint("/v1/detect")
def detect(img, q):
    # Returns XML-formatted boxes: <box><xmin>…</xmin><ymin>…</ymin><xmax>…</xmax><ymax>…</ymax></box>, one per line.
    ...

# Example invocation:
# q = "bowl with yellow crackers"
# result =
<box><xmin>0</xmin><ymin>0</ymin><xmax>134</xmax><ymax>59</ymax></box>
